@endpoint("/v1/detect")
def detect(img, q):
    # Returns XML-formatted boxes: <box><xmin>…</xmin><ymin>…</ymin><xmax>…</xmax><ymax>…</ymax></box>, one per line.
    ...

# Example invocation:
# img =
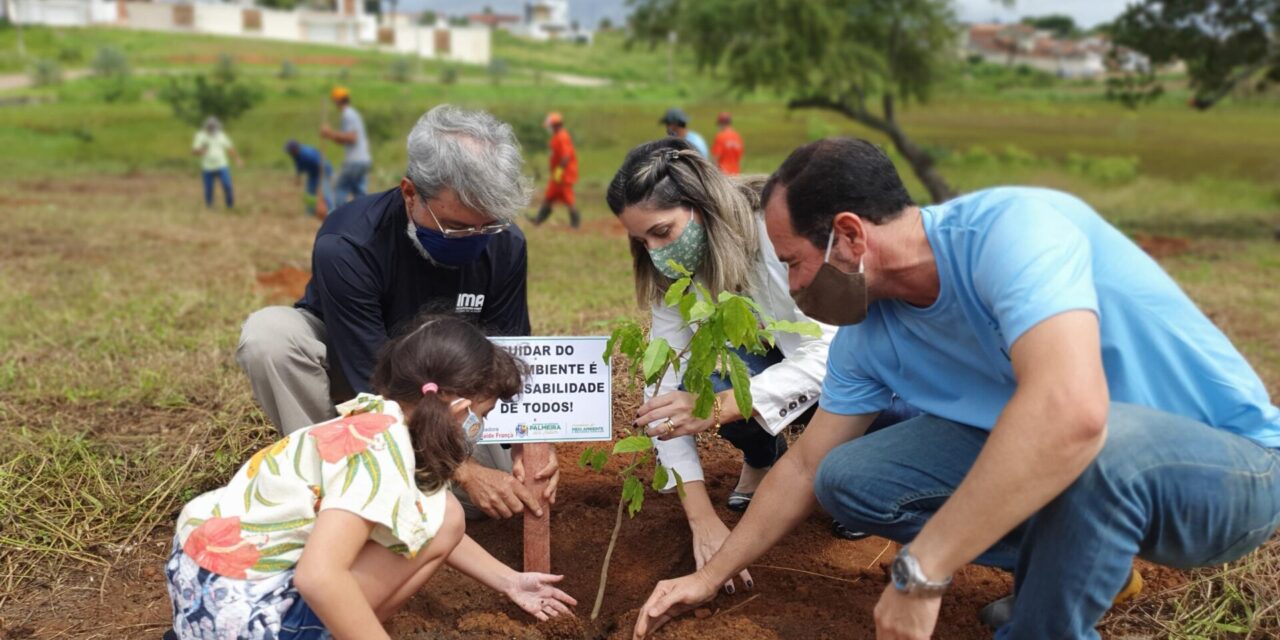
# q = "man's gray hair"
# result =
<box><xmin>406</xmin><ymin>104</ymin><xmax>532</xmax><ymax>223</ymax></box>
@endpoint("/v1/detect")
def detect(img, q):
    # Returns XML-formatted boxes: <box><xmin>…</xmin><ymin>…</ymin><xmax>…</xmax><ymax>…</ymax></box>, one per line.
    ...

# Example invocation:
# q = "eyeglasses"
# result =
<box><xmin>424</xmin><ymin>200</ymin><xmax>509</xmax><ymax>238</ymax></box>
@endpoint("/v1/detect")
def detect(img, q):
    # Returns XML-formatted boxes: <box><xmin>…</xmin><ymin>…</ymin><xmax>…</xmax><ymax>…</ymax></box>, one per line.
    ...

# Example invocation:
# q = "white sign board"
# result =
<box><xmin>481</xmin><ymin>337</ymin><xmax>612</xmax><ymax>444</ymax></box>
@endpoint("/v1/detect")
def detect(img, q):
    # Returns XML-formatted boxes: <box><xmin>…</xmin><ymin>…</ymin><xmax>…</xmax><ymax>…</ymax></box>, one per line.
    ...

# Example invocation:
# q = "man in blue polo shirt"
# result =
<box><xmin>633</xmin><ymin>138</ymin><xmax>1280</xmax><ymax>639</ymax></box>
<box><xmin>240</xmin><ymin>105</ymin><xmax>556</xmax><ymax>522</ymax></box>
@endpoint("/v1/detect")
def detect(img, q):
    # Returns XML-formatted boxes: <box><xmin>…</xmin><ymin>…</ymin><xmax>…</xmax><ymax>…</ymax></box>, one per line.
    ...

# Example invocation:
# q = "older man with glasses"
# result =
<box><xmin>237</xmin><ymin>105</ymin><xmax>558</xmax><ymax>521</ymax></box>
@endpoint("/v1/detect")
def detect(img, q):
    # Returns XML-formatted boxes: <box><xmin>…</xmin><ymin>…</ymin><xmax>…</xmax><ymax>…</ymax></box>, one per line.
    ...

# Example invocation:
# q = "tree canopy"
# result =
<box><xmin>1021</xmin><ymin>14</ymin><xmax>1081</xmax><ymax>39</ymax></box>
<box><xmin>1112</xmin><ymin>0</ymin><xmax>1280</xmax><ymax>109</ymax></box>
<box><xmin>627</xmin><ymin>0</ymin><xmax>959</xmax><ymax>202</ymax></box>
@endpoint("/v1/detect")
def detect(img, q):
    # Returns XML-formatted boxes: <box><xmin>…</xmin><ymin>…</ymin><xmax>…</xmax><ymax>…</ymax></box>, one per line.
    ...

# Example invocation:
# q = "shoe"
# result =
<box><xmin>831</xmin><ymin>519</ymin><xmax>870</xmax><ymax>540</ymax></box>
<box><xmin>163</xmin><ymin>631</ymin><xmax>179</xmax><ymax>640</ymax></box>
<box><xmin>979</xmin><ymin>568</ymin><xmax>1144</xmax><ymax>630</ymax></box>
<box><xmin>726</xmin><ymin>490</ymin><xmax>752</xmax><ymax>512</ymax></box>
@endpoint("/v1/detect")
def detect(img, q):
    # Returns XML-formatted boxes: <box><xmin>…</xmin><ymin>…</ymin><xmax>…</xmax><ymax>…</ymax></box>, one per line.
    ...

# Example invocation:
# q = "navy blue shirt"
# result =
<box><xmin>291</xmin><ymin>144</ymin><xmax>327</xmax><ymax>175</ymax></box>
<box><xmin>297</xmin><ymin>188</ymin><xmax>531</xmax><ymax>394</ymax></box>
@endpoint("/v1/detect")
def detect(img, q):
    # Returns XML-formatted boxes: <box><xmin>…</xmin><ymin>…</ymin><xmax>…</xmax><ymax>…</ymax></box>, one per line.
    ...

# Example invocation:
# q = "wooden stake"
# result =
<box><xmin>522</xmin><ymin>443</ymin><xmax>552</xmax><ymax>573</ymax></box>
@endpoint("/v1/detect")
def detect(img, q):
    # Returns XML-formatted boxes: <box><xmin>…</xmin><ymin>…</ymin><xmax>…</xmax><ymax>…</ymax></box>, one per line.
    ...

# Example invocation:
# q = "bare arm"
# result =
<box><xmin>446</xmin><ymin>534</ymin><xmax>520</xmax><ymax>592</ymax></box>
<box><xmin>448</xmin><ymin>534</ymin><xmax>578</xmax><ymax>621</ymax></box>
<box><xmin>634</xmin><ymin>408</ymin><xmax>875</xmax><ymax>637</ymax></box>
<box><xmin>294</xmin><ymin>510</ymin><xmax>390</xmax><ymax>640</ymax></box>
<box><xmin>909</xmin><ymin>310</ymin><xmax>1109</xmax><ymax>581</ymax></box>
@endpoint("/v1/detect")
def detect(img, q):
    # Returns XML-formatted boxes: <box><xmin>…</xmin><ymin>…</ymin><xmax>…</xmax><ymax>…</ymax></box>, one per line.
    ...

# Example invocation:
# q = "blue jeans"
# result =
<box><xmin>202</xmin><ymin>167</ymin><xmax>233</xmax><ymax>208</ymax></box>
<box><xmin>304</xmin><ymin>162</ymin><xmax>333</xmax><ymax>213</ymax></box>
<box><xmin>813</xmin><ymin>403</ymin><xmax>1280</xmax><ymax>639</ymax></box>
<box><xmin>333</xmin><ymin>161</ymin><xmax>369</xmax><ymax>205</ymax></box>
<box><xmin>689</xmin><ymin>347</ymin><xmax>920</xmax><ymax>470</ymax></box>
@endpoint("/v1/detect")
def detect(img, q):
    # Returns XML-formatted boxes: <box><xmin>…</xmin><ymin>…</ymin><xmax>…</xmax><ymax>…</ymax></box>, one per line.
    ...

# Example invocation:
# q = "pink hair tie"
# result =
<box><xmin>421</xmin><ymin>383</ymin><xmax>439</xmax><ymax>395</ymax></box>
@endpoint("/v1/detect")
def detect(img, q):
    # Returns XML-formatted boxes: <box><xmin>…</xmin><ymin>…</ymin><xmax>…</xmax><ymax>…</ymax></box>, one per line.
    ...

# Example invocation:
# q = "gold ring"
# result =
<box><xmin>663</xmin><ymin>418</ymin><xmax>676</xmax><ymax>434</ymax></box>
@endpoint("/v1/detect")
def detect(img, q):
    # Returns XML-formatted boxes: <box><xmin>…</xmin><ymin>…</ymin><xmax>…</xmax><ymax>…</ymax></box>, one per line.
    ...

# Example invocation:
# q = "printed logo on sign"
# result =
<box><xmin>515</xmin><ymin>423</ymin><xmax>530</xmax><ymax>436</ymax></box>
<box><xmin>456</xmin><ymin>293</ymin><xmax>485</xmax><ymax>314</ymax></box>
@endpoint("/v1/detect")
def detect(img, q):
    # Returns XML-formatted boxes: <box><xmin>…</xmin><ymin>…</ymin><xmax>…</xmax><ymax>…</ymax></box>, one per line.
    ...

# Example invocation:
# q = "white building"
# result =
<box><xmin>504</xmin><ymin>0</ymin><xmax>589</xmax><ymax>43</ymax></box>
<box><xmin>4</xmin><ymin>0</ymin><xmax>490</xmax><ymax>64</ymax></box>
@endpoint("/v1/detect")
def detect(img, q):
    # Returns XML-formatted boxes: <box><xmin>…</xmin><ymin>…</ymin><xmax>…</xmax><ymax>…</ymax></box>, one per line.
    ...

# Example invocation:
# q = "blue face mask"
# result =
<box><xmin>413</xmin><ymin>223</ymin><xmax>492</xmax><ymax>267</ymax></box>
<box><xmin>450</xmin><ymin>398</ymin><xmax>485</xmax><ymax>447</ymax></box>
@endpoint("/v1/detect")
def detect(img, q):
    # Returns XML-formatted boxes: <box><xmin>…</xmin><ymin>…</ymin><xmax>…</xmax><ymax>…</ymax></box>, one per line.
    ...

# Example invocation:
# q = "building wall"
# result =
<box><xmin>259</xmin><ymin>9</ymin><xmax>299</xmax><ymax>41</ymax></box>
<box><xmin>448</xmin><ymin>26</ymin><xmax>490</xmax><ymax>65</ymax></box>
<box><xmin>193</xmin><ymin>2</ymin><xmax>240</xmax><ymax>37</ymax></box>
<box><xmin>122</xmin><ymin>1</ymin><xmax>172</xmax><ymax>30</ymax></box>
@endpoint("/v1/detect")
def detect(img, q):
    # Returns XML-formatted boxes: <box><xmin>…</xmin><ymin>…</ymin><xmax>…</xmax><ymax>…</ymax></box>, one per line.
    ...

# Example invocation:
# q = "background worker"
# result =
<box><xmin>284</xmin><ymin>139</ymin><xmax>332</xmax><ymax>218</ymax></box>
<box><xmin>711</xmin><ymin>112</ymin><xmax>744</xmax><ymax>175</ymax></box>
<box><xmin>320</xmin><ymin>86</ymin><xmax>371</xmax><ymax>206</ymax></box>
<box><xmin>192</xmin><ymin>116</ymin><xmax>243</xmax><ymax>210</ymax></box>
<box><xmin>531</xmin><ymin>112</ymin><xmax>581</xmax><ymax>228</ymax></box>
<box><xmin>659</xmin><ymin>107</ymin><xmax>708</xmax><ymax>157</ymax></box>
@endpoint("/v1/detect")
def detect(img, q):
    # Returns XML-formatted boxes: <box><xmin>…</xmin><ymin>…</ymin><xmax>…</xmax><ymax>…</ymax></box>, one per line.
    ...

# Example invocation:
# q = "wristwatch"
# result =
<box><xmin>891</xmin><ymin>544</ymin><xmax>952</xmax><ymax>597</ymax></box>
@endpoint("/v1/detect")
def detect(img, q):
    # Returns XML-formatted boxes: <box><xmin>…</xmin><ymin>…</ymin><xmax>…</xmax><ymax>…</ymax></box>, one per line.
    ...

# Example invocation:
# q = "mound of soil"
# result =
<box><xmin>1133</xmin><ymin>233</ymin><xmax>1191</xmax><ymax>259</ymax></box>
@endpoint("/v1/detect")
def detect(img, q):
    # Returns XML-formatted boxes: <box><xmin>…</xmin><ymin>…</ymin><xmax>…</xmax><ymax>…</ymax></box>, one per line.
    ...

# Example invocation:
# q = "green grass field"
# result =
<box><xmin>1</xmin><ymin>23</ymin><xmax>1278</xmax><ymax>639</ymax></box>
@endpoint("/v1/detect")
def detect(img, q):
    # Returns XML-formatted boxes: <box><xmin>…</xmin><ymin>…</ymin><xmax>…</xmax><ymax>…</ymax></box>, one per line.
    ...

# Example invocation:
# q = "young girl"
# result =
<box><xmin>165</xmin><ymin>314</ymin><xmax>576</xmax><ymax>639</ymax></box>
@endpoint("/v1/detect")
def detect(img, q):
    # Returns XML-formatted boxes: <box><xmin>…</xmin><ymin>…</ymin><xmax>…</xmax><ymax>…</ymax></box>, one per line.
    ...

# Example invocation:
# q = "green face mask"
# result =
<box><xmin>647</xmin><ymin>213</ymin><xmax>707</xmax><ymax>279</ymax></box>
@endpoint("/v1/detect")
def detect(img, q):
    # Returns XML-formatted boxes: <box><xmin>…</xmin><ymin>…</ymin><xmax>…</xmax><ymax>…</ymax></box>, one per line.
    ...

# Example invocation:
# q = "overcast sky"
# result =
<box><xmin>404</xmin><ymin>1</ymin><xmax>1130</xmax><ymax>31</ymax></box>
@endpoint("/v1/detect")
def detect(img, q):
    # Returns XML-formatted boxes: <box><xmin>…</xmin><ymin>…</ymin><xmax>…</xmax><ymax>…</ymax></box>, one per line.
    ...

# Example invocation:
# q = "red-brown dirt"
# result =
<box><xmin>165</xmin><ymin>54</ymin><xmax>359</xmax><ymax>67</ymax></box>
<box><xmin>1133</xmin><ymin>233</ymin><xmax>1192</xmax><ymax>258</ymax></box>
<box><xmin>256</xmin><ymin>266</ymin><xmax>311</xmax><ymax>302</ymax></box>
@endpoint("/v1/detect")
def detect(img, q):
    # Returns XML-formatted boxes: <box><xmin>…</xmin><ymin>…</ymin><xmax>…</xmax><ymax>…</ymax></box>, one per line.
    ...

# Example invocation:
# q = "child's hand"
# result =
<box><xmin>505</xmin><ymin>572</ymin><xmax>577</xmax><ymax>621</ymax></box>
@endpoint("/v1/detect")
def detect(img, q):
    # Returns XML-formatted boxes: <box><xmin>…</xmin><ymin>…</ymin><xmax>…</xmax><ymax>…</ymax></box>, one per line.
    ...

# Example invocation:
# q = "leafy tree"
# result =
<box><xmin>417</xmin><ymin>10</ymin><xmax>437</xmax><ymax>25</ymax></box>
<box><xmin>627</xmin><ymin>0</ymin><xmax>959</xmax><ymax>202</ymax></box>
<box><xmin>599</xmin><ymin>17</ymin><xmax>614</xmax><ymax>30</ymax></box>
<box><xmin>91</xmin><ymin>46</ymin><xmax>130</xmax><ymax>79</ymax></box>
<box><xmin>1112</xmin><ymin>0</ymin><xmax>1280</xmax><ymax>110</ymax></box>
<box><xmin>159</xmin><ymin>74</ymin><xmax>263</xmax><ymax>127</ymax></box>
<box><xmin>29</xmin><ymin>58</ymin><xmax>61</xmax><ymax>87</ymax></box>
<box><xmin>257</xmin><ymin>0</ymin><xmax>300</xmax><ymax>9</ymax></box>
<box><xmin>1021</xmin><ymin>14</ymin><xmax>1080</xmax><ymax>39</ymax></box>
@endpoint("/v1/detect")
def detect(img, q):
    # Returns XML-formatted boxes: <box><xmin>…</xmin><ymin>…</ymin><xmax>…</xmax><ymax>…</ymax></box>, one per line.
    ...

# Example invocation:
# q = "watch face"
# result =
<box><xmin>891</xmin><ymin>556</ymin><xmax>910</xmax><ymax>591</ymax></box>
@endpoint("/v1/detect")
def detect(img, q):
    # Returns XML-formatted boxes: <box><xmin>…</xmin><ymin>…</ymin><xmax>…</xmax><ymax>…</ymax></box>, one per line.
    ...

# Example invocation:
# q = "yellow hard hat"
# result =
<box><xmin>330</xmin><ymin>86</ymin><xmax>350</xmax><ymax>101</ymax></box>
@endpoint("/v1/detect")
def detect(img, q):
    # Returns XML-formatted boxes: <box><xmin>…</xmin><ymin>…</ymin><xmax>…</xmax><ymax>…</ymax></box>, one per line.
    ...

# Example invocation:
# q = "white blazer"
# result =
<box><xmin>647</xmin><ymin>217</ymin><xmax>837</xmax><ymax>487</ymax></box>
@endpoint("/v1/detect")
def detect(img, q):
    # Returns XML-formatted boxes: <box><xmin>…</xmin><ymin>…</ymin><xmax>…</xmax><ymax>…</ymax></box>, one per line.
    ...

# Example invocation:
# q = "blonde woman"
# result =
<box><xmin>606</xmin><ymin>138</ymin><xmax>919</xmax><ymax>593</ymax></box>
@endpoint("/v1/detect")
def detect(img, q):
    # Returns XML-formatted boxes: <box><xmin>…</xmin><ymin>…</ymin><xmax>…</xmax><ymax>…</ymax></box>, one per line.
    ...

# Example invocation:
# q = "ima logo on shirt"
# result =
<box><xmin>456</xmin><ymin>293</ymin><xmax>485</xmax><ymax>314</ymax></box>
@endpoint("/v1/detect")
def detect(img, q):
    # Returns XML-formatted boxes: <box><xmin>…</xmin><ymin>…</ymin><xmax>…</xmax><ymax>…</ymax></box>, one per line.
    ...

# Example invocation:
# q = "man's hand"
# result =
<box><xmin>319</xmin><ymin>123</ymin><xmax>334</xmax><ymax>140</ymax></box>
<box><xmin>455</xmin><ymin>461</ymin><xmax>543</xmax><ymax>519</ymax></box>
<box><xmin>634</xmin><ymin>573</ymin><xmax>719</xmax><ymax>639</ymax></box>
<box><xmin>512</xmin><ymin>446</ymin><xmax>560</xmax><ymax>504</ymax></box>
<box><xmin>873</xmin><ymin>585</ymin><xmax>941</xmax><ymax>640</ymax></box>
<box><xmin>689</xmin><ymin>516</ymin><xmax>752</xmax><ymax>594</ymax></box>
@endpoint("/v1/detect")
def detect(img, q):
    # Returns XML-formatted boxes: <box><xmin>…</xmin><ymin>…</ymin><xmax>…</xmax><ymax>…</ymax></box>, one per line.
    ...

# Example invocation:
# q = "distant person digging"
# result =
<box><xmin>635</xmin><ymin>138</ymin><xmax>1280</xmax><ymax>639</ymax></box>
<box><xmin>285</xmin><ymin>139</ymin><xmax>333</xmax><ymax>219</ymax></box>
<box><xmin>530</xmin><ymin>112</ymin><xmax>581</xmax><ymax>229</ymax></box>
<box><xmin>192</xmin><ymin>116</ymin><xmax>243</xmax><ymax>210</ymax></box>
<box><xmin>238</xmin><ymin>105</ymin><xmax>558</xmax><ymax>523</ymax></box>
<box><xmin>659</xmin><ymin>107</ymin><xmax>708</xmax><ymax>158</ymax></box>
<box><xmin>320</xmin><ymin>86</ymin><xmax>371</xmax><ymax>206</ymax></box>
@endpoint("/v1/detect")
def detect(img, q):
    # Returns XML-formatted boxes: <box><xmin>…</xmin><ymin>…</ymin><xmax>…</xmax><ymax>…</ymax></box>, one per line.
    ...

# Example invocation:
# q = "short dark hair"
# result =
<box><xmin>762</xmin><ymin>138</ymin><xmax>914</xmax><ymax>248</ymax></box>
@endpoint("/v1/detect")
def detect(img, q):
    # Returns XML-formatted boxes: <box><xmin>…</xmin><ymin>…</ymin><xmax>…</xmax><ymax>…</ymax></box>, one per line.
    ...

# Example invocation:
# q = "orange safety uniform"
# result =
<box><xmin>711</xmin><ymin>126</ymin><xmax>744</xmax><ymax>175</ymax></box>
<box><xmin>545</xmin><ymin>128</ymin><xmax>579</xmax><ymax>207</ymax></box>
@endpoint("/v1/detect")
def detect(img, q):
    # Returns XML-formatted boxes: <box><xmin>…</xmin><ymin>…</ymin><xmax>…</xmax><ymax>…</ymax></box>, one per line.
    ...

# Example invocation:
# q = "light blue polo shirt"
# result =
<box><xmin>821</xmin><ymin>187</ymin><xmax>1280</xmax><ymax>448</ymax></box>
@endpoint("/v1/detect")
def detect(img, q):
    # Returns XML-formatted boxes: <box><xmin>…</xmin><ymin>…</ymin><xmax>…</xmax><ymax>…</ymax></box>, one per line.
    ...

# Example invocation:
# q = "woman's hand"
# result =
<box><xmin>504</xmin><ymin>572</ymin><xmax>578</xmax><ymax>621</ymax></box>
<box><xmin>636</xmin><ymin>391</ymin><xmax>716</xmax><ymax>440</ymax></box>
<box><xmin>689</xmin><ymin>516</ymin><xmax>753</xmax><ymax>594</ymax></box>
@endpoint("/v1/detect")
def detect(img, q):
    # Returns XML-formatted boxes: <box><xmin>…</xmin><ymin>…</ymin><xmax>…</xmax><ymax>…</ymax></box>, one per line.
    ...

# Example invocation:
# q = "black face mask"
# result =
<box><xmin>790</xmin><ymin>230</ymin><xmax>868</xmax><ymax>326</ymax></box>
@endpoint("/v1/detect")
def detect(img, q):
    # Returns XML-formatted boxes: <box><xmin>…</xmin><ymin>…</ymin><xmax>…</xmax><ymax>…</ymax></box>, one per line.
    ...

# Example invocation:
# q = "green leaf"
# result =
<box><xmin>672</xmin><ymin>468</ymin><xmax>686</xmax><ymax>499</ymax></box>
<box><xmin>591</xmin><ymin>448</ymin><xmax>608</xmax><ymax>471</ymax></box>
<box><xmin>613</xmin><ymin>434</ymin><xmax>653</xmax><ymax>455</ymax></box>
<box><xmin>727</xmin><ymin>352</ymin><xmax>753</xmax><ymax>421</ymax></box>
<box><xmin>263</xmin><ymin>451</ymin><xmax>281</xmax><ymax>476</ymax></box>
<box><xmin>665</xmin><ymin>259</ymin><xmax>692</xmax><ymax>278</ymax></box>
<box><xmin>243</xmin><ymin>479</ymin><xmax>254</xmax><ymax>511</ymax></box>
<box><xmin>688</xmin><ymin>375</ymin><xmax>716</xmax><ymax>419</ymax></box>
<box><xmin>652</xmin><ymin>464</ymin><xmax>669</xmax><ymax>492</ymax></box>
<box><xmin>623</xmin><ymin>475</ymin><xmax>645</xmax><ymax>517</ymax></box>
<box><xmin>723</xmin><ymin>297</ymin><xmax>758</xmax><ymax>347</ymax></box>
<box><xmin>642</xmin><ymin>337</ymin><xmax>671</xmax><ymax>381</ymax></box>
<box><xmin>360</xmin><ymin>450</ymin><xmax>382</xmax><ymax>510</ymax></box>
<box><xmin>382</xmin><ymin>432</ymin><xmax>411</xmax><ymax>487</ymax></box>
<box><xmin>256</xmin><ymin>542</ymin><xmax>306</xmax><ymax>558</ymax></box>
<box><xmin>240</xmin><ymin>517</ymin><xmax>315</xmax><ymax>533</ymax></box>
<box><xmin>293</xmin><ymin>436</ymin><xmax>307</xmax><ymax>478</ymax></box>
<box><xmin>766</xmin><ymin>319</ymin><xmax>823</xmax><ymax>338</ymax></box>
<box><xmin>688</xmin><ymin>300</ymin><xmax>714</xmax><ymax>322</ymax></box>
<box><xmin>253</xmin><ymin>485</ymin><xmax>281</xmax><ymax>508</ymax></box>
<box><xmin>679</xmin><ymin>291</ymin><xmax>698</xmax><ymax>321</ymax></box>
<box><xmin>250</xmin><ymin>558</ymin><xmax>296</xmax><ymax>573</ymax></box>
<box><xmin>664</xmin><ymin>277</ymin><xmax>691</xmax><ymax>308</ymax></box>
<box><xmin>577</xmin><ymin>447</ymin><xmax>595</xmax><ymax>469</ymax></box>
<box><xmin>340</xmin><ymin>454</ymin><xmax>358</xmax><ymax>495</ymax></box>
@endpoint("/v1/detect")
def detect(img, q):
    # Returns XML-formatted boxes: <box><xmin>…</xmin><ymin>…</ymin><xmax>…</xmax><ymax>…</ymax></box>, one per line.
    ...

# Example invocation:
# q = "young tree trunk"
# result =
<box><xmin>788</xmin><ymin>94</ymin><xmax>956</xmax><ymax>203</ymax></box>
<box><xmin>591</xmin><ymin>492</ymin><xmax>626</xmax><ymax>620</ymax></box>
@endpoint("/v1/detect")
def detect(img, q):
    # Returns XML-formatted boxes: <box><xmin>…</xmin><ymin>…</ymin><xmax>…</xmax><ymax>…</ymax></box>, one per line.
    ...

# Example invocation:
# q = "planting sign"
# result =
<box><xmin>482</xmin><ymin>337</ymin><xmax>612</xmax><ymax>444</ymax></box>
